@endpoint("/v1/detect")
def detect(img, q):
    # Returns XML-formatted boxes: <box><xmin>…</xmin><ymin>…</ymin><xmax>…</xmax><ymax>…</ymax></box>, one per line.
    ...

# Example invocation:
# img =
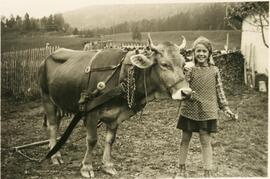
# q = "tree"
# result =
<box><xmin>1</xmin><ymin>16</ymin><xmax>7</xmax><ymax>34</ymax></box>
<box><xmin>15</xmin><ymin>15</ymin><xmax>23</xmax><ymax>31</ymax></box>
<box><xmin>131</xmin><ymin>26</ymin><xmax>141</xmax><ymax>41</ymax></box>
<box><xmin>23</xmin><ymin>13</ymin><xmax>31</xmax><ymax>31</ymax></box>
<box><xmin>226</xmin><ymin>2</ymin><xmax>269</xmax><ymax>48</ymax></box>
<box><xmin>46</xmin><ymin>14</ymin><xmax>56</xmax><ymax>31</ymax></box>
<box><xmin>40</xmin><ymin>16</ymin><xmax>48</xmax><ymax>31</ymax></box>
<box><xmin>30</xmin><ymin>17</ymin><xmax>39</xmax><ymax>31</ymax></box>
<box><xmin>63</xmin><ymin>23</ymin><xmax>71</xmax><ymax>32</ymax></box>
<box><xmin>6</xmin><ymin>14</ymin><xmax>16</xmax><ymax>31</ymax></box>
<box><xmin>54</xmin><ymin>13</ymin><xmax>65</xmax><ymax>31</ymax></box>
<box><xmin>73</xmin><ymin>27</ymin><xmax>79</xmax><ymax>35</ymax></box>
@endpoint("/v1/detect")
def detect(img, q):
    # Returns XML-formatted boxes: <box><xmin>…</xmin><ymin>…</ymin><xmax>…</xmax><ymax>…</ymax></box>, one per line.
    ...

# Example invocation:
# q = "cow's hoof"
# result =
<box><xmin>80</xmin><ymin>165</ymin><xmax>95</xmax><ymax>178</ymax></box>
<box><xmin>51</xmin><ymin>153</ymin><xmax>64</xmax><ymax>165</ymax></box>
<box><xmin>102</xmin><ymin>165</ymin><xmax>118</xmax><ymax>175</ymax></box>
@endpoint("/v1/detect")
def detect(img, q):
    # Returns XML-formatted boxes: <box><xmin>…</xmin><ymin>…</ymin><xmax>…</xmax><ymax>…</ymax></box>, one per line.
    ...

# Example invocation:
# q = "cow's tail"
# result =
<box><xmin>38</xmin><ymin>58</ymin><xmax>50</xmax><ymax>128</ymax></box>
<box><xmin>38</xmin><ymin>59</ymin><xmax>49</xmax><ymax>94</ymax></box>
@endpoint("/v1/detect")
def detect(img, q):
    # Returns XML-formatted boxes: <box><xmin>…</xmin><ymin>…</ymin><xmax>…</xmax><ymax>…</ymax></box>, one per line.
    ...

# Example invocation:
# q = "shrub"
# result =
<box><xmin>214</xmin><ymin>51</ymin><xmax>245</xmax><ymax>95</ymax></box>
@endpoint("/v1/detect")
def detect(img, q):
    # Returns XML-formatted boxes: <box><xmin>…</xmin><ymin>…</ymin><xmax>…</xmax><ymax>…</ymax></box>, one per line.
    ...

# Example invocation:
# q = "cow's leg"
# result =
<box><xmin>102</xmin><ymin>111</ymin><xmax>131</xmax><ymax>175</ymax></box>
<box><xmin>81</xmin><ymin>112</ymin><xmax>98</xmax><ymax>178</ymax></box>
<box><xmin>102</xmin><ymin>122</ymin><xmax>118</xmax><ymax>175</ymax></box>
<box><xmin>41</xmin><ymin>94</ymin><xmax>63</xmax><ymax>164</ymax></box>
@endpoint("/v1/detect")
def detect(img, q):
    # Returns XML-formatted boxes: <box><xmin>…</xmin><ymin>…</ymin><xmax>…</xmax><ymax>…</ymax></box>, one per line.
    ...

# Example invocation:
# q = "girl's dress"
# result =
<box><xmin>177</xmin><ymin>64</ymin><xmax>228</xmax><ymax>133</ymax></box>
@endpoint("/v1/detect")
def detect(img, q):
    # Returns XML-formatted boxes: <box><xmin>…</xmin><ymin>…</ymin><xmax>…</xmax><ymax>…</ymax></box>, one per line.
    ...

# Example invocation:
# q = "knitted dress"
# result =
<box><xmin>177</xmin><ymin>65</ymin><xmax>228</xmax><ymax>133</ymax></box>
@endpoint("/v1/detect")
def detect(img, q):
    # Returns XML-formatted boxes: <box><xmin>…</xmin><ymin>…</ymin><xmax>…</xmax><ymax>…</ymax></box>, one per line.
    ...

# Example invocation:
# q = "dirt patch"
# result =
<box><xmin>1</xmin><ymin>90</ymin><xmax>268</xmax><ymax>178</ymax></box>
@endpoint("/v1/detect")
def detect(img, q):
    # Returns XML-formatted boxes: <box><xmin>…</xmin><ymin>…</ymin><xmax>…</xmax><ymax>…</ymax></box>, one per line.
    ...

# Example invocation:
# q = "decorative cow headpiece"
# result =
<box><xmin>130</xmin><ymin>33</ymin><xmax>186</xmax><ymax>68</ymax></box>
<box><xmin>128</xmin><ymin>33</ymin><xmax>192</xmax><ymax>100</ymax></box>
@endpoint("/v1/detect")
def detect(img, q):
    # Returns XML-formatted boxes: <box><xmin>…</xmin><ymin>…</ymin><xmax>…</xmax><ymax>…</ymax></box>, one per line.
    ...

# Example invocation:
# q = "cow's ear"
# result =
<box><xmin>130</xmin><ymin>54</ymin><xmax>154</xmax><ymax>69</ymax></box>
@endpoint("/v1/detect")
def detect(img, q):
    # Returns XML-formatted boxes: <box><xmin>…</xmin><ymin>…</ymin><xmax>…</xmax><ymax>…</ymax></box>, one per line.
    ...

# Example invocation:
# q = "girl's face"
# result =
<box><xmin>194</xmin><ymin>44</ymin><xmax>209</xmax><ymax>65</ymax></box>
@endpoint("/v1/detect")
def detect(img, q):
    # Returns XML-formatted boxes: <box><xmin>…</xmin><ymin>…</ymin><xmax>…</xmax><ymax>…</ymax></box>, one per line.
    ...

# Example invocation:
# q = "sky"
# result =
<box><xmin>0</xmin><ymin>0</ymin><xmax>265</xmax><ymax>18</ymax></box>
<box><xmin>0</xmin><ymin>0</ymin><xmax>197</xmax><ymax>18</ymax></box>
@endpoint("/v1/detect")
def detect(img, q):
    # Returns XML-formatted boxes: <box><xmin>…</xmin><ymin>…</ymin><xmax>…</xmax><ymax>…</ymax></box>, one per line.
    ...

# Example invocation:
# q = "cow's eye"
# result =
<box><xmin>160</xmin><ymin>62</ymin><xmax>171</xmax><ymax>70</ymax></box>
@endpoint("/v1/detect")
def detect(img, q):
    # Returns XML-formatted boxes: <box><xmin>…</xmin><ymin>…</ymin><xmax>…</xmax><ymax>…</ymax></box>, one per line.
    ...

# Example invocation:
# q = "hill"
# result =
<box><xmin>62</xmin><ymin>3</ymin><xmax>211</xmax><ymax>29</ymax></box>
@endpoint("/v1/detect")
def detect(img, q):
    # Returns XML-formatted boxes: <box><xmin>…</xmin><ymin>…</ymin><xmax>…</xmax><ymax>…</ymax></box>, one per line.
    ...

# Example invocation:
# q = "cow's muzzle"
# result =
<box><xmin>172</xmin><ymin>87</ymin><xmax>193</xmax><ymax>100</ymax></box>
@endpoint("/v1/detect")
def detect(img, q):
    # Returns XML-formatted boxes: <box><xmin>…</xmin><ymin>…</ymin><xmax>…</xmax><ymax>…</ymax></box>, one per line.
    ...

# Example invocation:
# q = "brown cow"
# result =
<box><xmin>38</xmin><ymin>33</ymin><xmax>192</xmax><ymax>178</ymax></box>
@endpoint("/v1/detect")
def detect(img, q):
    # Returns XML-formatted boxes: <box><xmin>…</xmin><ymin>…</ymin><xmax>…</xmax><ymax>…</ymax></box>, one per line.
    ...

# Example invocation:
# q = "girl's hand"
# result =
<box><xmin>184</xmin><ymin>61</ymin><xmax>194</xmax><ymax>71</ymax></box>
<box><xmin>224</xmin><ymin>107</ymin><xmax>238</xmax><ymax>120</ymax></box>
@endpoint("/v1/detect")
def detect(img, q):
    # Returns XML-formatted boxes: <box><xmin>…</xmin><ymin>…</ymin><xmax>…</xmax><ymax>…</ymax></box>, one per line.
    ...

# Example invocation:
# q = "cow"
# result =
<box><xmin>38</xmin><ymin>33</ymin><xmax>192</xmax><ymax>178</ymax></box>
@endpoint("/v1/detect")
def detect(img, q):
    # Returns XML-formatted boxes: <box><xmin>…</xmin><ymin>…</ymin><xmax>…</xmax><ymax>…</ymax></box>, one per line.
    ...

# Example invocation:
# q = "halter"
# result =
<box><xmin>166</xmin><ymin>76</ymin><xmax>186</xmax><ymax>92</ymax></box>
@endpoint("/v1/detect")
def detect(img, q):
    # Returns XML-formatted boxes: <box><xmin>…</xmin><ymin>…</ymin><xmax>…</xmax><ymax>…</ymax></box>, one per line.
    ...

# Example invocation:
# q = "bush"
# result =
<box><xmin>214</xmin><ymin>51</ymin><xmax>245</xmax><ymax>95</ymax></box>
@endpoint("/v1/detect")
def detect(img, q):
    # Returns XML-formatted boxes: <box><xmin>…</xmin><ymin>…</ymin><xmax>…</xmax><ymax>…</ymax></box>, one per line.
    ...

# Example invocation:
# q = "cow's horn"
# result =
<box><xmin>148</xmin><ymin>33</ymin><xmax>159</xmax><ymax>53</ymax></box>
<box><xmin>177</xmin><ymin>35</ymin><xmax>186</xmax><ymax>49</ymax></box>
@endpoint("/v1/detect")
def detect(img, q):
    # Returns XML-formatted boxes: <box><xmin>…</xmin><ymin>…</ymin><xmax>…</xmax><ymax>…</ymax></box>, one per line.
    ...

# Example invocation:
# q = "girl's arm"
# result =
<box><xmin>215</xmin><ymin>67</ymin><xmax>228</xmax><ymax>109</ymax></box>
<box><xmin>215</xmin><ymin>67</ymin><xmax>237</xmax><ymax>119</ymax></box>
<box><xmin>184</xmin><ymin>61</ymin><xmax>194</xmax><ymax>82</ymax></box>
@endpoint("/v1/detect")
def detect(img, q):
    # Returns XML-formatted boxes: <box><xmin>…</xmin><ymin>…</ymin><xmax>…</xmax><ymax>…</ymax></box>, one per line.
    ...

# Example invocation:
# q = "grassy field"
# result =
<box><xmin>1</xmin><ymin>30</ymin><xmax>241</xmax><ymax>52</ymax></box>
<box><xmin>1</xmin><ymin>89</ymin><xmax>267</xmax><ymax>178</ymax></box>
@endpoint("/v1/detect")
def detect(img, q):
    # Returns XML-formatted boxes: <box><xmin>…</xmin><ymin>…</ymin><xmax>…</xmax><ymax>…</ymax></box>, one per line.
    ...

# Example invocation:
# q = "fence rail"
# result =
<box><xmin>1</xmin><ymin>46</ymin><xmax>59</xmax><ymax>99</ymax></box>
<box><xmin>83</xmin><ymin>40</ymin><xmax>148</xmax><ymax>50</ymax></box>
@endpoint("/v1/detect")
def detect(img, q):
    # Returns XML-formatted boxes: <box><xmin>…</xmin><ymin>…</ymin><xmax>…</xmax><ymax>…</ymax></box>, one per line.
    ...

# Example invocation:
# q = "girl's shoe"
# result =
<box><xmin>204</xmin><ymin>170</ymin><xmax>212</xmax><ymax>177</ymax></box>
<box><xmin>176</xmin><ymin>164</ymin><xmax>187</xmax><ymax>178</ymax></box>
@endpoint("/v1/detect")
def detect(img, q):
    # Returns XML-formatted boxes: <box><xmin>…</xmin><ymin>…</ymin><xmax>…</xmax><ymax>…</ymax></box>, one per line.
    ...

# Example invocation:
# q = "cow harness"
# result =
<box><xmin>45</xmin><ymin>50</ymin><xmax>147</xmax><ymax>160</ymax></box>
<box><xmin>78</xmin><ymin>53</ymin><xmax>141</xmax><ymax>113</ymax></box>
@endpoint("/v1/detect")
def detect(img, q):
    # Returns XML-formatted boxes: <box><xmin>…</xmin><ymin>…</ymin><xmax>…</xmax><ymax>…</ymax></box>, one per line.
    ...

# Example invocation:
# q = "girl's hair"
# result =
<box><xmin>192</xmin><ymin>36</ymin><xmax>215</xmax><ymax>65</ymax></box>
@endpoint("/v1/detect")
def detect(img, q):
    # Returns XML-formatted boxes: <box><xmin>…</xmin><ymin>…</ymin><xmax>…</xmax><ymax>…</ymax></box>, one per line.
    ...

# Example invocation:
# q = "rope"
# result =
<box><xmin>15</xmin><ymin>149</ymin><xmax>41</xmax><ymax>162</ymax></box>
<box><xmin>143</xmin><ymin>70</ymin><xmax>148</xmax><ymax>104</ymax></box>
<box><xmin>176</xmin><ymin>101</ymin><xmax>182</xmax><ymax>119</ymax></box>
<box><xmin>136</xmin><ymin>70</ymin><xmax>148</xmax><ymax>121</ymax></box>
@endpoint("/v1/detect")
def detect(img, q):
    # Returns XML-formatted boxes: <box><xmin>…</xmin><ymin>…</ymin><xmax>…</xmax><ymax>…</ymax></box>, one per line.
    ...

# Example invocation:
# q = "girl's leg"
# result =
<box><xmin>177</xmin><ymin>130</ymin><xmax>192</xmax><ymax>177</ymax></box>
<box><xmin>199</xmin><ymin>130</ymin><xmax>213</xmax><ymax>177</ymax></box>
<box><xmin>179</xmin><ymin>130</ymin><xmax>192</xmax><ymax>165</ymax></box>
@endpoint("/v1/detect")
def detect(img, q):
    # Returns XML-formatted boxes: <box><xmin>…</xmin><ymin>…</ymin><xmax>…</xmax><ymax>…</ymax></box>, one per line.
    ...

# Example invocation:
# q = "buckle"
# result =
<box><xmin>85</xmin><ymin>66</ymin><xmax>91</xmax><ymax>73</ymax></box>
<box><xmin>79</xmin><ymin>104</ymin><xmax>86</xmax><ymax>112</ymax></box>
<box><xmin>78</xmin><ymin>91</ymin><xmax>89</xmax><ymax>112</ymax></box>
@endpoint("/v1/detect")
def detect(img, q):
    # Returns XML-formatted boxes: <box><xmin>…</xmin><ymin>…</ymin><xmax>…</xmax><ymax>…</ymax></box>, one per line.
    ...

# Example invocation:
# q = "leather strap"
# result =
<box><xmin>45</xmin><ymin>52</ymin><xmax>127</xmax><ymax>160</ymax></box>
<box><xmin>85</xmin><ymin>86</ymin><xmax>124</xmax><ymax>113</ymax></box>
<box><xmin>45</xmin><ymin>85</ymin><xmax>125</xmax><ymax>160</ymax></box>
<box><xmin>84</xmin><ymin>50</ymin><xmax>102</xmax><ymax>90</ymax></box>
<box><xmin>45</xmin><ymin>112</ymin><xmax>83</xmax><ymax>160</ymax></box>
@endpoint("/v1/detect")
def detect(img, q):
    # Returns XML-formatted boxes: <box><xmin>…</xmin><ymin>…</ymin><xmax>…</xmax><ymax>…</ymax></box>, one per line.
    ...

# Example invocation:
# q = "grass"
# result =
<box><xmin>106</xmin><ymin>30</ymin><xmax>242</xmax><ymax>50</ymax></box>
<box><xmin>1</xmin><ymin>30</ymin><xmax>241</xmax><ymax>52</ymax></box>
<box><xmin>1</xmin><ymin>89</ymin><xmax>267</xmax><ymax>178</ymax></box>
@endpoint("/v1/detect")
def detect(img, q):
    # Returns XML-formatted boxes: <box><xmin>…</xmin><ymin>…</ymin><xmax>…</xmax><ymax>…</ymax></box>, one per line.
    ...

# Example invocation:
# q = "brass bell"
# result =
<box><xmin>97</xmin><ymin>82</ymin><xmax>106</xmax><ymax>90</ymax></box>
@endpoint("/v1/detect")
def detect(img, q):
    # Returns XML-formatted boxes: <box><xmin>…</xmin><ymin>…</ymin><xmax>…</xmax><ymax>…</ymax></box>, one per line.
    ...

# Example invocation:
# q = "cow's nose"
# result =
<box><xmin>171</xmin><ymin>87</ymin><xmax>193</xmax><ymax>100</ymax></box>
<box><xmin>181</xmin><ymin>88</ymin><xmax>193</xmax><ymax>99</ymax></box>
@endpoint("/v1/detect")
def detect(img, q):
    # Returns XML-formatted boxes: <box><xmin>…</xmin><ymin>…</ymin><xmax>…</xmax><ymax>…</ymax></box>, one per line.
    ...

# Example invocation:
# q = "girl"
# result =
<box><xmin>176</xmin><ymin>36</ymin><xmax>237</xmax><ymax>177</ymax></box>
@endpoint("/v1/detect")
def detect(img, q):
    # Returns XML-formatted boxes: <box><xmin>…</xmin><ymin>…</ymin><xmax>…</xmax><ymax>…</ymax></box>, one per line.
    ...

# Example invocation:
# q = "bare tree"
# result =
<box><xmin>225</xmin><ymin>2</ymin><xmax>269</xmax><ymax>48</ymax></box>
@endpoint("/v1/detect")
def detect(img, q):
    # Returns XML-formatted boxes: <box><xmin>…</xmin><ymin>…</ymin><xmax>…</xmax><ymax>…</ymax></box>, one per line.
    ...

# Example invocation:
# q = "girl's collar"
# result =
<box><xmin>195</xmin><ymin>63</ymin><xmax>209</xmax><ymax>67</ymax></box>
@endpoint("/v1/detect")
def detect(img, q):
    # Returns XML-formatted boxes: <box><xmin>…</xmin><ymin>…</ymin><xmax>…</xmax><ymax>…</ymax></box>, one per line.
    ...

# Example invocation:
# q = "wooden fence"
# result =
<box><xmin>83</xmin><ymin>40</ymin><xmax>147</xmax><ymax>50</ymax></box>
<box><xmin>1</xmin><ymin>46</ymin><xmax>59</xmax><ymax>99</ymax></box>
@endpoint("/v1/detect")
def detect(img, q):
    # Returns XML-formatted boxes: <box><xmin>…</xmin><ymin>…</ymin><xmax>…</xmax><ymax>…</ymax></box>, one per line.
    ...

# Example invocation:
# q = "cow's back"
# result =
<box><xmin>45</xmin><ymin>48</ymin><xmax>126</xmax><ymax>112</ymax></box>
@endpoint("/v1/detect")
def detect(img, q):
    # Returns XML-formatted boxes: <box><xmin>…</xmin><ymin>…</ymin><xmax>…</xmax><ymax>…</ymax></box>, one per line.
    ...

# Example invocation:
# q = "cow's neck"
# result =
<box><xmin>135</xmin><ymin>66</ymin><xmax>160</xmax><ymax>103</ymax></box>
